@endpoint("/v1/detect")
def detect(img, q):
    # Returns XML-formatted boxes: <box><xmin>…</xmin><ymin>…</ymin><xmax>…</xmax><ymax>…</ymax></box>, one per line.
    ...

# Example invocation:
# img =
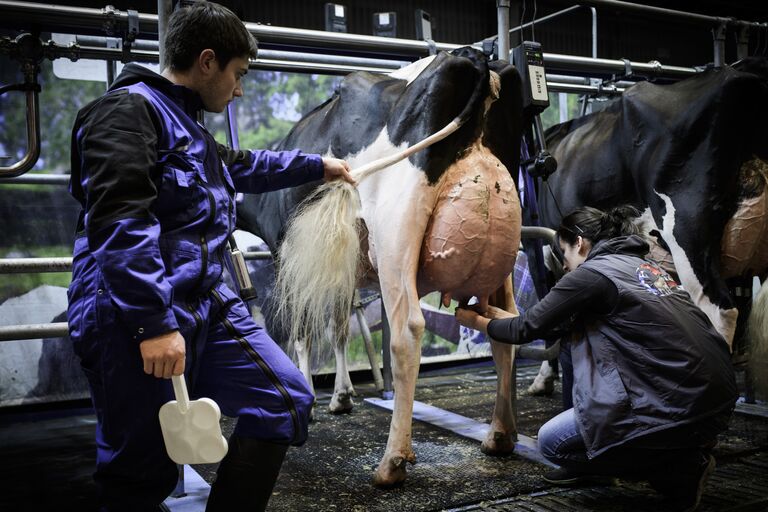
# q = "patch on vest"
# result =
<box><xmin>636</xmin><ymin>262</ymin><xmax>680</xmax><ymax>296</ymax></box>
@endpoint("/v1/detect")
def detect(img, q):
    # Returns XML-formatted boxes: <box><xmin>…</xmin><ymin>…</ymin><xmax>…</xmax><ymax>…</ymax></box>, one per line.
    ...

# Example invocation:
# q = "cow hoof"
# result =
<box><xmin>527</xmin><ymin>374</ymin><xmax>555</xmax><ymax>396</ymax></box>
<box><xmin>329</xmin><ymin>391</ymin><xmax>354</xmax><ymax>414</ymax></box>
<box><xmin>372</xmin><ymin>453</ymin><xmax>414</xmax><ymax>488</ymax></box>
<box><xmin>481</xmin><ymin>431</ymin><xmax>516</xmax><ymax>456</ymax></box>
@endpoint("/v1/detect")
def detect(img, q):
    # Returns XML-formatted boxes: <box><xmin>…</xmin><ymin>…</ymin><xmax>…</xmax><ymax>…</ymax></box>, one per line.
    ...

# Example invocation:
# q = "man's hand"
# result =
<box><xmin>139</xmin><ymin>330</ymin><xmax>186</xmax><ymax>379</ymax></box>
<box><xmin>322</xmin><ymin>157</ymin><xmax>356</xmax><ymax>186</ymax></box>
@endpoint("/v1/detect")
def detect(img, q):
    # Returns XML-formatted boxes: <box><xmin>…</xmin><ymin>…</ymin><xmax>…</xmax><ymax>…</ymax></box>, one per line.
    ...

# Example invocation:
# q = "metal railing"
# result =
<box><xmin>0</xmin><ymin>251</ymin><xmax>269</xmax><ymax>342</ymax></box>
<box><xmin>0</xmin><ymin>227</ymin><xmax>555</xmax><ymax>343</ymax></box>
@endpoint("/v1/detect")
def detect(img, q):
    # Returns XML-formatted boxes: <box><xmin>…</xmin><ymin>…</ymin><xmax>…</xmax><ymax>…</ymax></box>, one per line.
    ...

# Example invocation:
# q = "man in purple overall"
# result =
<box><xmin>67</xmin><ymin>2</ymin><xmax>354</xmax><ymax>510</ymax></box>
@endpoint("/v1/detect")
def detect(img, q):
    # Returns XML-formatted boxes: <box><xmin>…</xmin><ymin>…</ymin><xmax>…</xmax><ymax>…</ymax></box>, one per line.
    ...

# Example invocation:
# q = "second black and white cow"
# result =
<box><xmin>537</xmin><ymin>58</ymin><xmax>768</xmax><ymax>349</ymax></box>
<box><xmin>237</xmin><ymin>47</ymin><xmax>525</xmax><ymax>486</ymax></box>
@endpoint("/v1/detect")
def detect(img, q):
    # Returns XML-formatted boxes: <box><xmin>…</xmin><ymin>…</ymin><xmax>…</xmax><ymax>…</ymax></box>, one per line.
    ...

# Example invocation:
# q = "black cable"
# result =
<box><xmin>544</xmin><ymin>177</ymin><xmax>565</xmax><ymax>222</ymax></box>
<box><xmin>520</xmin><ymin>0</ymin><xmax>527</xmax><ymax>45</ymax></box>
<box><xmin>531</xmin><ymin>0</ymin><xmax>538</xmax><ymax>42</ymax></box>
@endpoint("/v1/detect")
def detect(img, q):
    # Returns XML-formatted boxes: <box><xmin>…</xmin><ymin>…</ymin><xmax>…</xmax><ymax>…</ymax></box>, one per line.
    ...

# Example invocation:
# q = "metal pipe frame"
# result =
<box><xmin>0</xmin><ymin>0</ymin><xmax>706</xmax><ymax>80</ymax></box>
<box><xmin>0</xmin><ymin>252</ymin><xmax>271</xmax><ymax>274</ymax></box>
<box><xmin>0</xmin><ymin>86</ymin><xmax>39</xmax><ymax>177</ymax></box>
<box><xmin>543</xmin><ymin>51</ymin><xmax>696</xmax><ymax>79</ymax></box>
<box><xmin>0</xmin><ymin>173</ymin><xmax>69</xmax><ymax>185</ymax></box>
<box><xmin>576</xmin><ymin>0</ymin><xmax>767</xmax><ymax>30</ymax></box>
<box><xmin>520</xmin><ymin>226</ymin><xmax>556</xmax><ymax>245</ymax></box>
<box><xmin>0</xmin><ymin>33</ymin><xmax>42</xmax><ymax>178</ymax></box>
<box><xmin>38</xmin><ymin>40</ymin><xmax>662</xmax><ymax>83</ymax></box>
<box><xmin>69</xmin><ymin>34</ymin><xmax>410</xmax><ymax>70</ymax></box>
<box><xmin>591</xmin><ymin>8</ymin><xmax>598</xmax><ymax>59</ymax></box>
<box><xmin>0</xmin><ymin>322</ymin><xmax>69</xmax><ymax>342</ymax></box>
<box><xmin>157</xmin><ymin>0</ymin><xmax>171</xmax><ymax>70</ymax></box>
<box><xmin>0</xmin><ymin>0</ymin><xmax>459</xmax><ymax>57</ymax></box>
<box><xmin>0</xmin><ymin>0</ymin><xmax>160</xmax><ymax>39</ymax></box>
<box><xmin>517</xmin><ymin>339</ymin><xmax>560</xmax><ymax>361</ymax></box>
<box><xmin>497</xmin><ymin>0</ymin><xmax>511</xmax><ymax>62</ymax></box>
<box><xmin>0</xmin><ymin>251</ymin><xmax>272</xmax><ymax>341</ymax></box>
<box><xmin>0</xmin><ymin>257</ymin><xmax>73</xmax><ymax>274</ymax></box>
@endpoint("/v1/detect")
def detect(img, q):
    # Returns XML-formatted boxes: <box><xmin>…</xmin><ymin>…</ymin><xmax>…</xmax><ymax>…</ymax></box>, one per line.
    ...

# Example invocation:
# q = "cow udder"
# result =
<box><xmin>418</xmin><ymin>144</ymin><xmax>521</xmax><ymax>300</ymax></box>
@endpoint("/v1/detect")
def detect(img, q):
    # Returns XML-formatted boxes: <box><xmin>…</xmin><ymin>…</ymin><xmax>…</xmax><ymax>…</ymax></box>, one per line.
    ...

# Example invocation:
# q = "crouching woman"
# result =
<box><xmin>455</xmin><ymin>205</ymin><xmax>737</xmax><ymax>512</ymax></box>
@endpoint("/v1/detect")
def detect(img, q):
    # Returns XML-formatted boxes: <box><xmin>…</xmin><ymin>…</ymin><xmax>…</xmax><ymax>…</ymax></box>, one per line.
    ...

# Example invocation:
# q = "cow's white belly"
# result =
<box><xmin>418</xmin><ymin>143</ymin><xmax>520</xmax><ymax>299</ymax></box>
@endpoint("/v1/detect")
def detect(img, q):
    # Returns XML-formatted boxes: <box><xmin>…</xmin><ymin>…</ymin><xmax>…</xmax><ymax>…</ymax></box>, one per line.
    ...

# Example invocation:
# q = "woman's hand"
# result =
<box><xmin>455</xmin><ymin>305</ymin><xmax>491</xmax><ymax>333</ymax></box>
<box><xmin>455</xmin><ymin>304</ymin><xmax>518</xmax><ymax>334</ymax></box>
<box><xmin>484</xmin><ymin>305</ymin><xmax>518</xmax><ymax>320</ymax></box>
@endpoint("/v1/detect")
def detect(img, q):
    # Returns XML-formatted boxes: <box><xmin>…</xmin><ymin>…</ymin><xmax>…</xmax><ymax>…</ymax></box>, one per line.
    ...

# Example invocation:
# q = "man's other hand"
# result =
<box><xmin>140</xmin><ymin>330</ymin><xmax>186</xmax><ymax>379</ymax></box>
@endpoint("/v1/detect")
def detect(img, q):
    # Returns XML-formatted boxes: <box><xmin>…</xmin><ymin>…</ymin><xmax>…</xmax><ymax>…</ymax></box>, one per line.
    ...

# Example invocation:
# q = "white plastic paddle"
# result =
<box><xmin>159</xmin><ymin>375</ymin><xmax>228</xmax><ymax>464</ymax></box>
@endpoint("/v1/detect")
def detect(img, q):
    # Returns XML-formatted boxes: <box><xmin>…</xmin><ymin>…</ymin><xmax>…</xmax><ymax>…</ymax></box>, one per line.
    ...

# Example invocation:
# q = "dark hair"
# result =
<box><xmin>163</xmin><ymin>1</ymin><xmax>258</xmax><ymax>71</ymax></box>
<box><xmin>557</xmin><ymin>205</ymin><xmax>641</xmax><ymax>246</ymax></box>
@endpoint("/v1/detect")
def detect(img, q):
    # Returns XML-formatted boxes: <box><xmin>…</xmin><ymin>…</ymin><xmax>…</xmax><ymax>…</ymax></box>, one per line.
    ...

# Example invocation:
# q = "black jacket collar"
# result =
<box><xmin>109</xmin><ymin>63</ymin><xmax>204</xmax><ymax>117</ymax></box>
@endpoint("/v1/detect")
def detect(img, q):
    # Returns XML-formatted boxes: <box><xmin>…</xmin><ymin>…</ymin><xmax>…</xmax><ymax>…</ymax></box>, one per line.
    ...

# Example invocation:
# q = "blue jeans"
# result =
<box><xmin>537</xmin><ymin>408</ymin><xmax>728</xmax><ymax>478</ymax></box>
<box><xmin>558</xmin><ymin>340</ymin><xmax>573</xmax><ymax>409</ymax></box>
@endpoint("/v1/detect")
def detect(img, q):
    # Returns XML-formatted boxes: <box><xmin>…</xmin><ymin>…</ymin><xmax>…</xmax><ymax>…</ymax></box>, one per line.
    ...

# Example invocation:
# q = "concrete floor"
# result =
<box><xmin>1</xmin><ymin>363</ymin><xmax>766</xmax><ymax>511</ymax></box>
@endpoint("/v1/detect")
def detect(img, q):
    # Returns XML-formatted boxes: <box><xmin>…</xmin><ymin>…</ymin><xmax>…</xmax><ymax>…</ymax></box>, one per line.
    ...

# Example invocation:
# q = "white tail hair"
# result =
<box><xmin>748</xmin><ymin>278</ymin><xmax>768</xmax><ymax>398</ymax></box>
<box><xmin>274</xmin><ymin>180</ymin><xmax>362</xmax><ymax>351</ymax></box>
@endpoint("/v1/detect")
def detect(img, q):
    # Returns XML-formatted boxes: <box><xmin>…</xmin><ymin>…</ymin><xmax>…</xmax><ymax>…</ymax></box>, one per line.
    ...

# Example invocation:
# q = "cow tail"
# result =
<box><xmin>273</xmin><ymin>180</ymin><xmax>361</xmax><ymax>353</ymax></box>
<box><xmin>748</xmin><ymin>278</ymin><xmax>768</xmax><ymax>398</ymax></box>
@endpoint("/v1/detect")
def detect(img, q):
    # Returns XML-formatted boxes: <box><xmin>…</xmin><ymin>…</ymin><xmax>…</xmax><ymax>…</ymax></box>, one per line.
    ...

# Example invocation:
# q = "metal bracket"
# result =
<box><xmin>622</xmin><ymin>57</ymin><xmax>632</xmax><ymax>78</ymax></box>
<box><xmin>736</xmin><ymin>25</ymin><xmax>750</xmax><ymax>61</ymax></box>
<box><xmin>122</xmin><ymin>9</ymin><xmax>139</xmax><ymax>61</ymax></box>
<box><xmin>102</xmin><ymin>4</ymin><xmax>118</xmax><ymax>36</ymax></box>
<box><xmin>352</xmin><ymin>291</ymin><xmax>381</xmax><ymax>309</ymax></box>
<box><xmin>481</xmin><ymin>36</ymin><xmax>498</xmax><ymax>60</ymax></box>
<box><xmin>712</xmin><ymin>22</ymin><xmax>727</xmax><ymax>68</ymax></box>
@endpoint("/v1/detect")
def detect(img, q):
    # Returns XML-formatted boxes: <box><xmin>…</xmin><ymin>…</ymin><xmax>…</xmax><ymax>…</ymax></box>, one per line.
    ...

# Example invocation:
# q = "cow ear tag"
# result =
<box><xmin>159</xmin><ymin>375</ymin><xmax>228</xmax><ymax>464</ymax></box>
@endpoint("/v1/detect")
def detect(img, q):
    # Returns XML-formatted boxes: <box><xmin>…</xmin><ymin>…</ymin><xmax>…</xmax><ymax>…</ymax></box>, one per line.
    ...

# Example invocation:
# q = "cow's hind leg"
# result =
<box><xmin>329</xmin><ymin>323</ymin><xmax>355</xmax><ymax>414</ymax></box>
<box><xmin>482</xmin><ymin>275</ymin><xmax>519</xmax><ymax>456</ymax></box>
<box><xmin>366</xmin><ymin>197</ymin><xmax>430</xmax><ymax>486</ymax></box>
<box><xmin>527</xmin><ymin>361</ymin><xmax>555</xmax><ymax>396</ymax></box>
<box><xmin>372</xmin><ymin>285</ymin><xmax>422</xmax><ymax>487</ymax></box>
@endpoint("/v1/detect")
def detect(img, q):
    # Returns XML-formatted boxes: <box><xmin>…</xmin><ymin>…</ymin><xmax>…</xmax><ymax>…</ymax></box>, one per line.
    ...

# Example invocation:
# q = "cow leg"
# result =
<box><xmin>329</xmin><ymin>325</ymin><xmax>355</xmax><ymax>414</ymax></box>
<box><xmin>294</xmin><ymin>338</ymin><xmax>317</xmax><ymax>420</ymax></box>
<box><xmin>361</xmin><ymin>171</ymin><xmax>435</xmax><ymax>488</ymax></box>
<box><xmin>372</xmin><ymin>282</ymin><xmax>423</xmax><ymax>487</ymax></box>
<box><xmin>654</xmin><ymin>194</ymin><xmax>738</xmax><ymax>347</ymax></box>
<box><xmin>482</xmin><ymin>275</ymin><xmax>519</xmax><ymax>455</ymax></box>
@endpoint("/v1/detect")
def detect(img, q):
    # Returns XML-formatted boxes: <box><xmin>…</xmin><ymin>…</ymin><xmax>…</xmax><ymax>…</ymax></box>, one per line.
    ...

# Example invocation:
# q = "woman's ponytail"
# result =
<box><xmin>558</xmin><ymin>204</ymin><xmax>641</xmax><ymax>245</ymax></box>
<box><xmin>601</xmin><ymin>205</ymin><xmax>641</xmax><ymax>239</ymax></box>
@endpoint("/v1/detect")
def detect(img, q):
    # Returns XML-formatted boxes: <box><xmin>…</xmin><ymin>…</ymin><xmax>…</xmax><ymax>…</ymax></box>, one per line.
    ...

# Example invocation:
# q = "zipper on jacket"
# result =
<box><xmin>188</xmin><ymin>182</ymin><xmax>217</xmax><ymax>382</ymax></box>
<box><xmin>210</xmin><ymin>287</ymin><xmax>302</xmax><ymax>443</ymax></box>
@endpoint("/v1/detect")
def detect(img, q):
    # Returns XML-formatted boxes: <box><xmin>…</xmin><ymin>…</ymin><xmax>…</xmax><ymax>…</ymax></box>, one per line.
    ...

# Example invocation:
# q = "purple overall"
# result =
<box><xmin>68</xmin><ymin>63</ymin><xmax>317</xmax><ymax>508</ymax></box>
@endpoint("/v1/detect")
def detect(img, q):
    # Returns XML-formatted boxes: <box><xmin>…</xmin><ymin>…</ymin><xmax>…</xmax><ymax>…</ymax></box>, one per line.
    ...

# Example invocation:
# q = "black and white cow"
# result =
<box><xmin>237</xmin><ymin>47</ymin><xmax>524</xmax><ymax>486</ymax></box>
<box><xmin>536</xmin><ymin>57</ymin><xmax>768</xmax><ymax>350</ymax></box>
